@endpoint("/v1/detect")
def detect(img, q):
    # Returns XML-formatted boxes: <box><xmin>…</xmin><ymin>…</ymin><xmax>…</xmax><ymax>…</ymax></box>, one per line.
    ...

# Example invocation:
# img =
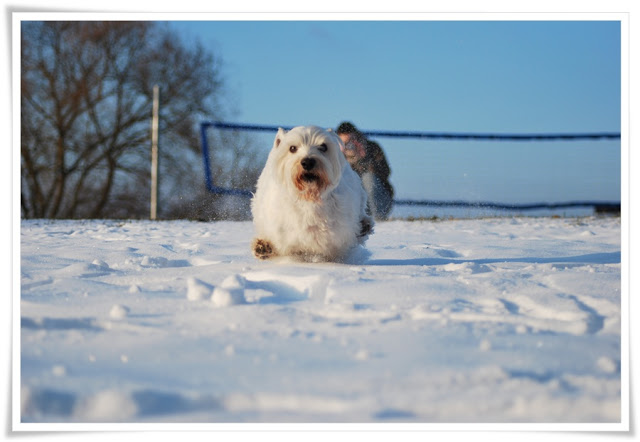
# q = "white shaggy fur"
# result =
<box><xmin>251</xmin><ymin>125</ymin><xmax>373</xmax><ymax>262</ymax></box>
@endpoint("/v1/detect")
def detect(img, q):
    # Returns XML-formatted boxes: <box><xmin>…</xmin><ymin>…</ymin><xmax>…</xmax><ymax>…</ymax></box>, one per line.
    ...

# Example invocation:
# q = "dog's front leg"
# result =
<box><xmin>252</xmin><ymin>238</ymin><xmax>276</xmax><ymax>259</ymax></box>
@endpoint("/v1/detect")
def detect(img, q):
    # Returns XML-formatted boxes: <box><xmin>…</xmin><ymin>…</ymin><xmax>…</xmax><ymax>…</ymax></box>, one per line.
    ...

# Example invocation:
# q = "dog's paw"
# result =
<box><xmin>358</xmin><ymin>217</ymin><xmax>373</xmax><ymax>238</ymax></box>
<box><xmin>252</xmin><ymin>238</ymin><xmax>275</xmax><ymax>260</ymax></box>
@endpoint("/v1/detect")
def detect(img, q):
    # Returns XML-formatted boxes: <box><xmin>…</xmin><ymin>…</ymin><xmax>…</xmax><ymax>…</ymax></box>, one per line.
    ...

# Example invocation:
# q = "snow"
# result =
<box><xmin>18</xmin><ymin>217</ymin><xmax>623</xmax><ymax>426</ymax></box>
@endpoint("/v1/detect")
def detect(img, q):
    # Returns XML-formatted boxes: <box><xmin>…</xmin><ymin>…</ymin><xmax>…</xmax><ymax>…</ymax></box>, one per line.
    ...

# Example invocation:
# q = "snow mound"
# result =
<box><xmin>75</xmin><ymin>390</ymin><xmax>138</xmax><ymax>422</ymax></box>
<box><xmin>109</xmin><ymin>304</ymin><xmax>130</xmax><ymax>320</ymax></box>
<box><xmin>211</xmin><ymin>274</ymin><xmax>247</xmax><ymax>307</ymax></box>
<box><xmin>186</xmin><ymin>277</ymin><xmax>213</xmax><ymax>301</ymax></box>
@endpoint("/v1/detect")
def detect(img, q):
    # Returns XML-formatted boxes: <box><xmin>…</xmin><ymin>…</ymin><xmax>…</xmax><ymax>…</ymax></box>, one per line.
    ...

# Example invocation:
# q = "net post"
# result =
<box><xmin>150</xmin><ymin>85</ymin><xmax>159</xmax><ymax>220</ymax></box>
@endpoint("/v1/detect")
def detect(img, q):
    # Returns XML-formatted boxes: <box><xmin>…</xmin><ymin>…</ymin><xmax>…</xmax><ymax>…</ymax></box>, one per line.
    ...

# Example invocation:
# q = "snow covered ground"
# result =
<box><xmin>18</xmin><ymin>216</ymin><xmax>623</xmax><ymax>426</ymax></box>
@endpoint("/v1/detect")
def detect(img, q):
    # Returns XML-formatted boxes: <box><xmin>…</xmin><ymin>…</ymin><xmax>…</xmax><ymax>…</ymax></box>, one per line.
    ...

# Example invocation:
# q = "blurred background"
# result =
<box><xmin>20</xmin><ymin>20</ymin><xmax>621</xmax><ymax>220</ymax></box>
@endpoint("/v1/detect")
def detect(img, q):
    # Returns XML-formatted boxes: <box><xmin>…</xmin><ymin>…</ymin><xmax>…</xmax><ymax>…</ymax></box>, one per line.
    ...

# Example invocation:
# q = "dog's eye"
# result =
<box><xmin>318</xmin><ymin>143</ymin><xmax>328</xmax><ymax>153</ymax></box>
<box><xmin>289</xmin><ymin>146</ymin><xmax>297</xmax><ymax>153</ymax></box>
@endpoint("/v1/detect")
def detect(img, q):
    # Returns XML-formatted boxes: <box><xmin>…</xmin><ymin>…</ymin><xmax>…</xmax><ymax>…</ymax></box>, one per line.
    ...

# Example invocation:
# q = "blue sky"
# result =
<box><xmin>170</xmin><ymin>20</ymin><xmax>621</xmax><ymax>204</ymax></box>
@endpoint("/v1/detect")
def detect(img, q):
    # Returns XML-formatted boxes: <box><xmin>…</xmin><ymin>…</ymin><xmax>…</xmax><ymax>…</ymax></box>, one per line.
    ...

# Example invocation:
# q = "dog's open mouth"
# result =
<box><xmin>301</xmin><ymin>172</ymin><xmax>319</xmax><ymax>183</ymax></box>
<box><xmin>294</xmin><ymin>169</ymin><xmax>328</xmax><ymax>201</ymax></box>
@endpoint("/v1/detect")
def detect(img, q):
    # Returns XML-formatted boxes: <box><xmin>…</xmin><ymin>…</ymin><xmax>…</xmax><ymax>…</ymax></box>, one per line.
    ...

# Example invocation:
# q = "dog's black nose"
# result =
<box><xmin>301</xmin><ymin>158</ymin><xmax>316</xmax><ymax>171</ymax></box>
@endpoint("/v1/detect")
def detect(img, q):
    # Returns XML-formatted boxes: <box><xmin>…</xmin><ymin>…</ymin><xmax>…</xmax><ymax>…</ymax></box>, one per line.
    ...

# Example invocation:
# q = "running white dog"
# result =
<box><xmin>251</xmin><ymin>125</ymin><xmax>373</xmax><ymax>262</ymax></box>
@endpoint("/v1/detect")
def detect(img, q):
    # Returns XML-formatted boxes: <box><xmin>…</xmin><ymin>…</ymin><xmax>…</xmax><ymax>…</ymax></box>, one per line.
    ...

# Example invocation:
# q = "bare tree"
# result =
<box><xmin>21</xmin><ymin>21</ymin><xmax>242</xmax><ymax>219</ymax></box>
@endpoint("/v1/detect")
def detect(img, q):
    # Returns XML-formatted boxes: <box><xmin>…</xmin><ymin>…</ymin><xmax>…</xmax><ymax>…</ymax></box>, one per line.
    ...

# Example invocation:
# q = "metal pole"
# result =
<box><xmin>150</xmin><ymin>85</ymin><xmax>159</xmax><ymax>220</ymax></box>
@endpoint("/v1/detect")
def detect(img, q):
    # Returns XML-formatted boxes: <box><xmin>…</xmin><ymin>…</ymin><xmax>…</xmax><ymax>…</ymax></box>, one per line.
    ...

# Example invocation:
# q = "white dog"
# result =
<box><xmin>251</xmin><ymin>125</ymin><xmax>373</xmax><ymax>262</ymax></box>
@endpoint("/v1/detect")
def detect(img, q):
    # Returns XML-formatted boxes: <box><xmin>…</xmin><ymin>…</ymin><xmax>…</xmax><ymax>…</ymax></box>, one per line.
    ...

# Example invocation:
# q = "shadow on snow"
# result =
<box><xmin>365</xmin><ymin>251</ymin><xmax>621</xmax><ymax>267</ymax></box>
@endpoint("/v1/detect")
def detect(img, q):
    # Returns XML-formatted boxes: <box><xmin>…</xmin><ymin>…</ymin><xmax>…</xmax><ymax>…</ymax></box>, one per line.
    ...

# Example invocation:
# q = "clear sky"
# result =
<box><xmin>170</xmin><ymin>19</ymin><xmax>621</xmax><ymax>204</ymax></box>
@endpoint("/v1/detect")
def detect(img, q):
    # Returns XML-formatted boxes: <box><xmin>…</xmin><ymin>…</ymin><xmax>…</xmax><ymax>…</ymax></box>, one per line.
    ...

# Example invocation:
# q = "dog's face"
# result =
<box><xmin>270</xmin><ymin>126</ymin><xmax>346</xmax><ymax>202</ymax></box>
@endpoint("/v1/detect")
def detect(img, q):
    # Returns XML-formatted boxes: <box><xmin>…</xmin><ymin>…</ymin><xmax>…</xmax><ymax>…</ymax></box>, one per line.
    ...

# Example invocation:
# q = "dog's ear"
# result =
<box><xmin>273</xmin><ymin>127</ymin><xmax>288</xmax><ymax>149</ymax></box>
